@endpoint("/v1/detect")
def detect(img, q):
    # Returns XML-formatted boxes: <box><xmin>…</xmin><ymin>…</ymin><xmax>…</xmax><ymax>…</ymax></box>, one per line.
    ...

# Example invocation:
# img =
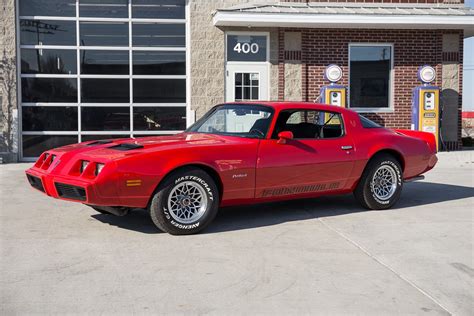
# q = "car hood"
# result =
<box><xmin>47</xmin><ymin>133</ymin><xmax>241</xmax><ymax>161</ymax></box>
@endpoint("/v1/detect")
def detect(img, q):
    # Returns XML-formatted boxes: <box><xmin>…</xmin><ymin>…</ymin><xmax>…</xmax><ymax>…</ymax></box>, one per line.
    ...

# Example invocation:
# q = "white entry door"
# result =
<box><xmin>225</xmin><ymin>63</ymin><xmax>269</xmax><ymax>102</ymax></box>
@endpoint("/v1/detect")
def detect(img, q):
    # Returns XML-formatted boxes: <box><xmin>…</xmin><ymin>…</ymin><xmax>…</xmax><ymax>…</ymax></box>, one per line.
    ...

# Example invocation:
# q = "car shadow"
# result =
<box><xmin>90</xmin><ymin>182</ymin><xmax>474</xmax><ymax>234</ymax></box>
<box><xmin>91</xmin><ymin>208</ymin><xmax>164</xmax><ymax>234</ymax></box>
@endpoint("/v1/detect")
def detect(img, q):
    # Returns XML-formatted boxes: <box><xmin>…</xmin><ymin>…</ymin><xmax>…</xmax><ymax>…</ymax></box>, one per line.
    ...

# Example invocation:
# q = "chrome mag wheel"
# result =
<box><xmin>167</xmin><ymin>181</ymin><xmax>208</xmax><ymax>224</ymax></box>
<box><xmin>371</xmin><ymin>165</ymin><xmax>398</xmax><ymax>201</ymax></box>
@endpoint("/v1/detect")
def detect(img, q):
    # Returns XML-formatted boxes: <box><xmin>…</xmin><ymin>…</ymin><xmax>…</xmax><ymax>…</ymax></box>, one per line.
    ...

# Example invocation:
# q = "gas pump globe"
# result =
<box><xmin>320</xmin><ymin>64</ymin><xmax>346</xmax><ymax>107</ymax></box>
<box><xmin>411</xmin><ymin>65</ymin><xmax>440</xmax><ymax>150</ymax></box>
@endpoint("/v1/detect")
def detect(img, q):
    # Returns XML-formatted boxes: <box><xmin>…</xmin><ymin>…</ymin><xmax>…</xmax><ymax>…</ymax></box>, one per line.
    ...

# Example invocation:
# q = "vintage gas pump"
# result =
<box><xmin>319</xmin><ymin>64</ymin><xmax>346</xmax><ymax>124</ymax></box>
<box><xmin>411</xmin><ymin>65</ymin><xmax>440</xmax><ymax>150</ymax></box>
<box><xmin>320</xmin><ymin>64</ymin><xmax>346</xmax><ymax>107</ymax></box>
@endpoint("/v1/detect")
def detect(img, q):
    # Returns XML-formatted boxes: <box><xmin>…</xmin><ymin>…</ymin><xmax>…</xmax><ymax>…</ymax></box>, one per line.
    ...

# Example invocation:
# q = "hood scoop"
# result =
<box><xmin>109</xmin><ymin>143</ymin><xmax>144</xmax><ymax>151</ymax></box>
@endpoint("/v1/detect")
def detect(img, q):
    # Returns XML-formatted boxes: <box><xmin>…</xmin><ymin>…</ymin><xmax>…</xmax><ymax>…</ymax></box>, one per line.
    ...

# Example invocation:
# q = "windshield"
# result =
<box><xmin>187</xmin><ymin>104</ymin><xmax>274</xmax><ymax>139</ymax></box>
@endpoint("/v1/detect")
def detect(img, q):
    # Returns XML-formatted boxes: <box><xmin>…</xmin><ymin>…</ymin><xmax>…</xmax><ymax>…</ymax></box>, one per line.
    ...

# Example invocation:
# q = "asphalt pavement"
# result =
<box><xmin>1</xmin><ymin>151</ymin><xmax>473</xmax><ymax>315</ymax></box>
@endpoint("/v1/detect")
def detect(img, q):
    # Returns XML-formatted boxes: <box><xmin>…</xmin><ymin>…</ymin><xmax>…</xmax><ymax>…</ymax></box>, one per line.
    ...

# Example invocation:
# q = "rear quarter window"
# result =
<box><xmin>359</xmin><ymin>115</ymin><xmax>382</xmax><ymax>128</ymax></box>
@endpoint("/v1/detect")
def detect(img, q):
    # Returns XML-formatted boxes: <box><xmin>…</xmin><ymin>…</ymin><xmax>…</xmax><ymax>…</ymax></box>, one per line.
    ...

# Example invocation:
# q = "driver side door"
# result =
<box><xmin>255</xmin><ymin>109</ymin><xmax>355</xmax><ymax>199</ymax></box>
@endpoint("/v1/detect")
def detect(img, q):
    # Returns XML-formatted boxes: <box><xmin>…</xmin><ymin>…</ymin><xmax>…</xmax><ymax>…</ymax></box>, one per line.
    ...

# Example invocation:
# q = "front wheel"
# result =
<box><xmin>354</xmin><ymin>154</ymin><xmax>403</xmax><ymax>210</ymax></box>
<box><xmin>149</xmin><ymin>168</ymin><xmax>219</xmax><ymax>235</ymax></box>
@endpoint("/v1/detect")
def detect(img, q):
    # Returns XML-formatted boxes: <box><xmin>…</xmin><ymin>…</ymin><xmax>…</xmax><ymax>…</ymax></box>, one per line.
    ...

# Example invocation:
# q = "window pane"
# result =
<box><xmin>350</xmin><ymin>46</ymin><xmax>391</xmax><ymax>108</ymax></box>
<box><xmin>81</xmin><ymin>134</ymin><xmax>130</xmax><ymax>142</ymax></box>
<box><xmin>20</xmin><ymin>0</ymin><xmax>75</xmax><ymax>17</ymax></box>
<box><xmin>22</xmin><ymin>78</ymin><xmax>77</xmax><ymax>102</ymax></box>
<box><xmin>80</xmin><ymin>22</ymin><xmax>128</xmax><ymax>46</ymax></box>
<box><xmin>133</xmin><ymin>79</ymin><xmax>185</xmax><ymax>103</ymax></box>
<box><xmin>81</xmin><ymin>79</ymin><xmax>129</xmax><ymax>103</ymax></box>
<box><xmin>22</xmin><ymin>106</ymin><xmax>78</xmax><ymax>131</ymax></box>
<box><xmin>251</xmin><ymin>87</ymin><xmax>259</xmax><ymax>100</ymax></box>
<box><xmin>133</xmin><ymin>51</ymin><xmax>185</xmax><ymax>75</ymax></box>
<box><xmin>133</xmin><ymin>107</ymin><xmax>186</xmax><ymax>131</ymax></box>
<box><xmin>21</xmin><ymin>49</ymin><xmax>76</xmax><ymax>74</ymax></box>
<box><xmin>20</xmin><ymin>20</ymin><xmax>76</xmax><ymax>46</ymax></box>
<box><xmin>81</xmin><ymin>50</ymin><xmax>129</xmax><ymax>75</ymax></box>
<box><xmin>235</xmin><ymin>73</ymin><xmax>242</xmax><ymax>85</ymax></box>
<box><xmin>132</xmin><ymin>0</ymin><xmax>185</xmax><ymax>19</ymax></box>
<box><xmin>23</xmin><ymin>135</ymin><xmax>78</xmax><ymax>157</ymax></box>
<box><xmin>273</xmin><ymin>110</ymin><xmax>343</xmax><ymax>139</ymax></box>
<box><xmin>132</xmin><ymin>23</ymin><xmax>185</xmax><ymax>47</ymax></box>
<box><xmin>79</xmin><ymin>0</ymin><xmax>128</xmax><ymax>18</ymax></box>
<box><xmin>81</xmin><ymin>107</ymin><xmax>130</xmax><ymax>131</ymax></box>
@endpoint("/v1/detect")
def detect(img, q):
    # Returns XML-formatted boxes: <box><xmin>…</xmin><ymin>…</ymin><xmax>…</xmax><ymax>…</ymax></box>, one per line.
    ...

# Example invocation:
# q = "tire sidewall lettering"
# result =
<box><xmin>174</xmin><ymin>176</ymin><xmax>214</xmax><ymax>201</ymax></box>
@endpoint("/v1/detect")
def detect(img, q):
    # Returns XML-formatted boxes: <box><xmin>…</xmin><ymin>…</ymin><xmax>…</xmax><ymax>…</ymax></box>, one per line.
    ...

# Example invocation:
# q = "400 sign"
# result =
<box><xmin>233</xmin><ymin>42</ymin><xmax>259</xmax><ymax>54</ymax></box>
<box><xmin>227</xmin><ymin>35</ymin><xmax>267</xmax><ymax>62</ymax></box>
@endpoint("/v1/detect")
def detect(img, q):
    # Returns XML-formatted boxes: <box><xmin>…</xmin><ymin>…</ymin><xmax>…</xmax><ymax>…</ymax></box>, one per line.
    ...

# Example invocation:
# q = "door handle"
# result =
<box><xmin>341</xmin><ymin>145</ymin><xmax>353</xmax><ymax>150</ymax></box>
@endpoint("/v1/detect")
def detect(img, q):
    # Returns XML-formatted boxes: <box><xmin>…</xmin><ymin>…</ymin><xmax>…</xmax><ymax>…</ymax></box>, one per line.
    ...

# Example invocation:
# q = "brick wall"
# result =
<box><xmin>287</xmin><ymin>28</ymin><xmax>462</xmax><ymax>130</ymax></box>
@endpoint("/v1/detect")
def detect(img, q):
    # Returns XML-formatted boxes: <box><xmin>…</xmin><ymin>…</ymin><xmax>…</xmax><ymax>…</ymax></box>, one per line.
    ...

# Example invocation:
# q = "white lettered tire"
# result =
<box><xmin>354</xmin><ymin>154</ymin><xmax>403</xmax><ymax>210</ymax></box>
<box><xmin>149</xmin><ymin>167</ymin><xmax>219</xmax><ymax>235</ymax></box>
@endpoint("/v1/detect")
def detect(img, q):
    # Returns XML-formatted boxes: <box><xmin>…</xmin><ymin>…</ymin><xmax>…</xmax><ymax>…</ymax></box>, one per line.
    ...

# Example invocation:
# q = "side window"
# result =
<box><xmin>273</xmin><ymin>110</ymin><xmax>344</xmax><ymax>139</ymax></box>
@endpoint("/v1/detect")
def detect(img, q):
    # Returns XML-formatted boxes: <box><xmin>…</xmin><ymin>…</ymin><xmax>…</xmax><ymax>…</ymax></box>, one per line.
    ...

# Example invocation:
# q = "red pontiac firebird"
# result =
<box><xmin>26</xmin><ymin>102</ymin><xmax>438</xmax><ymax>235</ymax></box>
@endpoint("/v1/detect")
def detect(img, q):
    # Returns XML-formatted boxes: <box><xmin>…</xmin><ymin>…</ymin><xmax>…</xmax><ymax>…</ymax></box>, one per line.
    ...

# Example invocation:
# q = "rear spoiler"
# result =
<box><xmin>395</xmin><ymin>129</ymin><xmax>437</xmax><ymax>153</ymax></box>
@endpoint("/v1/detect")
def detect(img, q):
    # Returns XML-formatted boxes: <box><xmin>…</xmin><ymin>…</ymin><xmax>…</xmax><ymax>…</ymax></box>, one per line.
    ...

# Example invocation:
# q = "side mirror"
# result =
<box><xmin>277</xmin><ymin>131</ymin><xmax>294</xmax><ymax>144</ymax></box>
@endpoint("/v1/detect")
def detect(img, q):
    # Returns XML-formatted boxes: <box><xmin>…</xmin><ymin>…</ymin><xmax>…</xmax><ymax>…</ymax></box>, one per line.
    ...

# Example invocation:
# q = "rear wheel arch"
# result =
<box><xmin>367</xmin><ymin>149</ymin><xmax>405</xmax><ymax>173</ymax></box>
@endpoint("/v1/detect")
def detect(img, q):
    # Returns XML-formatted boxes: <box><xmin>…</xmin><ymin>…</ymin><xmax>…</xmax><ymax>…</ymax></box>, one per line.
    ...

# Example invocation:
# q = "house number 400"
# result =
<box><xmin>233</xmin><ymin>42</ymin><xmax>259</xmax><ymax>54</ymax></box>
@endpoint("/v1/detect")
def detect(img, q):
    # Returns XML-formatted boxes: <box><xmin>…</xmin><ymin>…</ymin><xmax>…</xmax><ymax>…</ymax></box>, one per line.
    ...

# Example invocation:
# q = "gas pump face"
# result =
<box><xmin>423</xmin><ymin>92</ymin><xmax>435</xmax><ymax>110</ymax></box>
<box><xmin>330</xmin><ymin>92</ymin><xmax>342</xmax><ymax>106</ymax></box>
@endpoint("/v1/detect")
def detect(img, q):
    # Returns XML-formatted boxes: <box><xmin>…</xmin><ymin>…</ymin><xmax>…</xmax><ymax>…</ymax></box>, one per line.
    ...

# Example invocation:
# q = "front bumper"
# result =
<box><xmin>25</xmin><ymin>168</ymin><xmax>119</xmax><ymax>206</ymax></box>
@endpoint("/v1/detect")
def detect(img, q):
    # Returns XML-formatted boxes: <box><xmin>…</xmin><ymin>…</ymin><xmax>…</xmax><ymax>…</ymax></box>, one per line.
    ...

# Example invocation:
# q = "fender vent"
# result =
<box><xmin>109</xmin><ymin>143</ymin><xmax>143</xmax><ymax>151</ymax></box>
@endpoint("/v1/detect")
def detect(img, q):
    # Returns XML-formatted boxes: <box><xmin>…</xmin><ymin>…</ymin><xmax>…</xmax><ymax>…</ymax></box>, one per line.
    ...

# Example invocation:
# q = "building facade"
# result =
<box><xmin>0</xmin><ymin>0</ymin><xmax>473</xmax><ymax>162</ymax></box>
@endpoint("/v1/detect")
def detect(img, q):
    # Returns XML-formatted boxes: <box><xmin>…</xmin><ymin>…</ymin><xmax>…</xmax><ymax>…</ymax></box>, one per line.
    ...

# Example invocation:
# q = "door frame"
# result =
<box><xmin>224</xmin><ymin>31</ymin><xmax>271</xmax><ymax>102</ymax></box>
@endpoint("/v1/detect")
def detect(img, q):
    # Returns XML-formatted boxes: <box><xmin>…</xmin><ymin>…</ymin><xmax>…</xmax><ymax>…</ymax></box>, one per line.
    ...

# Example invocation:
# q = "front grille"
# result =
<box><xmin>55</xmin><ymin>183</ymin><xmax>86</xmax><ymax>201</ymax></box>
<box><xmin>27</xmin><ymin>174</ymin><xmax>45</xmax><ymax>192</ymax></box>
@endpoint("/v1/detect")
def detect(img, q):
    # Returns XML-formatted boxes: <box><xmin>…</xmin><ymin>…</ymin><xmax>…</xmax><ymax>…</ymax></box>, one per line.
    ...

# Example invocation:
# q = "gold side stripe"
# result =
<box><xmin>126</xmin><ymin>183</ymin><xmax>142</xmax><ymax>187</ymax></box>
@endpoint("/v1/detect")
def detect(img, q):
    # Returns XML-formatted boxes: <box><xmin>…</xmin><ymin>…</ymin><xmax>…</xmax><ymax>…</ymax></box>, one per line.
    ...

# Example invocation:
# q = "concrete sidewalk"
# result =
<box><xmin>1</xmin><ymin>152</ymin><xmax>473</xmax><ymax>315</ymax></box>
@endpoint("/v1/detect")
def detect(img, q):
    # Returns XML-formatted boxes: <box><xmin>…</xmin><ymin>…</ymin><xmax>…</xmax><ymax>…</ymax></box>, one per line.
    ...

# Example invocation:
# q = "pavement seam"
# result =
<box><xmin>317</xmin><ymin>218</ymin><xmax>453</xmax><ymax>316</ymax></box>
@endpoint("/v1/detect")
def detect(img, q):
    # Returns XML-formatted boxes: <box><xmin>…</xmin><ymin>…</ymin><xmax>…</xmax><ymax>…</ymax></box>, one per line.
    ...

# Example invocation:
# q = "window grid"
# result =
<box><xmin>18</xmin><ymin>0</ymin><xmax>188</xmax><ymax>159</ymax></box>
<box><xmin>234</xmin><ymin>72</ymin><xmax>260</xmax><ymax>102</ymax></box>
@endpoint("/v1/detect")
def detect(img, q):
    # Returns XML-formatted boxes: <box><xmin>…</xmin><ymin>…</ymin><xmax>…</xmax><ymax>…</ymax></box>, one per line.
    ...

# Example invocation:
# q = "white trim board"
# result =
<box><xmin>213</xmin><ymin>12</ymin><xmax>474</xmax><ymax>36</ymax></box>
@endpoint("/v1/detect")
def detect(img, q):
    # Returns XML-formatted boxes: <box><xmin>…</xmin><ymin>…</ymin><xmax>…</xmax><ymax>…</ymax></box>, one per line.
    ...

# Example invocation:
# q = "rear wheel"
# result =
<box><xmin>354</xmin><ymin>154</ymin><xmax>403</xmax><ymax>210</ymax></box>
<box><xmin>149</xmin><ymin>167</ymin><xmax>219</xmax><ymax>235</ymax></box>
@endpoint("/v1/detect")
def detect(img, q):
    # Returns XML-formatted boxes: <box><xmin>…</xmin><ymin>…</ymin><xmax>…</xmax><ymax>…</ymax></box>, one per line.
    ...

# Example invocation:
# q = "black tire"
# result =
<box><xmin>149</xmin><ymin>167</ymin><xmax>220</xmax><ymax>235</ymax></box>
<box><xmin>354</xmin><ymin>154</ymin><xmax>403</xmax><ymax>210</ymax></box>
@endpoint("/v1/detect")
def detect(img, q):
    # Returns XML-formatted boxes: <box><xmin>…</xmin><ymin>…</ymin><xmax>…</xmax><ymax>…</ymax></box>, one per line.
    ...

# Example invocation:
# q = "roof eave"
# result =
<box><xmin>213</xmin><ymin>12</ymin><xmax>474</xmax><ymax>37</ymax></box>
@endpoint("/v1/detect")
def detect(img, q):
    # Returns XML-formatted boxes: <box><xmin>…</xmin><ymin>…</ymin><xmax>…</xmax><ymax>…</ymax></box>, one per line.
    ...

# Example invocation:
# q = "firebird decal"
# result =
<box><xmin>232</xmin><ymin>173</ymin><xmax>248</xmax><ymax>179</ymax></box>
<box><xmin>262</xmin><ymin>182</ymin><xmax>340</xmax><ymax>197</ymax></box>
